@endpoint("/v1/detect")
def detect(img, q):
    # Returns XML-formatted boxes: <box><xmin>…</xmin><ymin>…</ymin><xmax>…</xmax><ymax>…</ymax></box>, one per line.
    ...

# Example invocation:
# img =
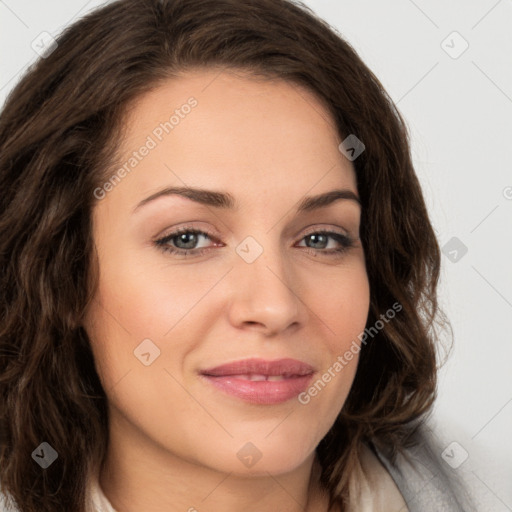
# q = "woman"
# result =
<box><xmin>0</xmin><ymin>0</ymin><xmax>475</xmax><ymax>510</ymax></box>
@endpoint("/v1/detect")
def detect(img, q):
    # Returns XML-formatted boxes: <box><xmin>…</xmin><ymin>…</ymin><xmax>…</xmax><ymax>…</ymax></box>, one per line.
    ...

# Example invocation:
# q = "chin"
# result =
<box><xmin>191</xmin><ymin>434</ymin><xmax>318</xmax><ymax>478</ymax></box>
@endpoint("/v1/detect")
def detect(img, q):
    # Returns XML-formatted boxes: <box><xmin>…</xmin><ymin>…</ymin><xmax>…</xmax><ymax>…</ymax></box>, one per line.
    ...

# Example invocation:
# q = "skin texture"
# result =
<box><xmin>83</xmin><ymin>69</ymin><xmax>370</xmax><ymax>512</ymax></box>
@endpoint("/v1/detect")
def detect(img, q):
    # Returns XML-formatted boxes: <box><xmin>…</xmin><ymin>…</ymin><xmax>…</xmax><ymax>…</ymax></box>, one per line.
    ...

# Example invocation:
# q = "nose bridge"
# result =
<box><xmin>226</xmin><ymin>233</ymin><xmax>306</xmax><ymax>333</ymax></box>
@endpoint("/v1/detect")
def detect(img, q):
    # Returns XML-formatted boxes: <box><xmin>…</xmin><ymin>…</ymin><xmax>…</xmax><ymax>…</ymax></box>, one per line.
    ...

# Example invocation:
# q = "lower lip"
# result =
<box><xmin>201</xmin><ymin>374</ymin><xmax>314</xmax><ymax>405</ymax></box>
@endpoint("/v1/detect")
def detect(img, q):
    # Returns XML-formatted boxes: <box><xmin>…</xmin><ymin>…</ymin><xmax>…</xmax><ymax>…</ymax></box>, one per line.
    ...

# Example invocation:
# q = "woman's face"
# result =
<box><xmin>84</xmin><ymin>69</ymin><xmax>370</xmax><ymax>477</ymax></box>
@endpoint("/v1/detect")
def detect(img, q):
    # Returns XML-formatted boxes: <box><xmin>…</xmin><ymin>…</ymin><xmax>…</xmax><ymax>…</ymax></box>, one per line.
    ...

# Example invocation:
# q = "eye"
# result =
<box><xmin>296</xmin><ymin>230</ymin><xmax>356</xmax><ymax>256</ymax></box>
<box><xmin>154</xmin><ymin>227</ymin><xmax>357</xmax><ymax>258</ymax></box>
<box><xmin>154</xmin><ymin>227</ymin><xmax>219</xmax><ymax>256</ymax></box>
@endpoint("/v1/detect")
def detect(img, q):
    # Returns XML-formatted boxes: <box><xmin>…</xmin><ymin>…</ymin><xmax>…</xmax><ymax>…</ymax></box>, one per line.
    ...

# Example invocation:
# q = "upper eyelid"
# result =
<box><xmin>156</xmin><ymin>225</ymin><xmax>353</xmax><ymax>246</ymax></box>
<box><xmin>300</xmin><ymin>224</ymin><xmax>349</xmax><ymax>237</ymax></box>
<box><xmin>158</xmin><ymin>219</ymin><xmax>354</xmax><ymax>236</ymax></box>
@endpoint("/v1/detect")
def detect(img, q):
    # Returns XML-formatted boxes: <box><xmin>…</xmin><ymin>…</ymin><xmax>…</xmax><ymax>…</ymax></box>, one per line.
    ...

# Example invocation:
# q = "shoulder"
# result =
<box><xmin>368</xmin><ymin>422</ymin><xmax>477</xmax><ymax>512</ymax></box>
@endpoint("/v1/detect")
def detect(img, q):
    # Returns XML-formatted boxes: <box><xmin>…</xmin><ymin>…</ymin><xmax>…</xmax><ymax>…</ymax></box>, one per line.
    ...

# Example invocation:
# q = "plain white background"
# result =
<box><xmin>1</xmin><ymin>1</ymin><xmax>511</xmax><ymax>510</ymax></box>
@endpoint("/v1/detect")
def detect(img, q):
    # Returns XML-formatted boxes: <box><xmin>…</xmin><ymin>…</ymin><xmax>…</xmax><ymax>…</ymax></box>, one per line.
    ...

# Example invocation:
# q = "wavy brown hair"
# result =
<box><xmin>0</xmin><ymin>0</ymin><xmax>449</xmax><ymax>510</ymax></box>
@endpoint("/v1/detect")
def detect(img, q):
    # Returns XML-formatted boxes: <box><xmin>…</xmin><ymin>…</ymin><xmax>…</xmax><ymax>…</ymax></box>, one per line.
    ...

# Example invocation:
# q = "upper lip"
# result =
<box><xmin>200</xmin><ymin>358</ymin><xmax>315</xmax><ymax>377</ymax></box>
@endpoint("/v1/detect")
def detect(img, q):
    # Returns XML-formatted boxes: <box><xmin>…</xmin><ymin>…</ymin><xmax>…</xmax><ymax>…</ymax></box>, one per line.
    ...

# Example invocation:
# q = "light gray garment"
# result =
<box><xmin>370</xmin><ymin>424</ymin><xmax>477</xmax><ymax>511</ymax></box>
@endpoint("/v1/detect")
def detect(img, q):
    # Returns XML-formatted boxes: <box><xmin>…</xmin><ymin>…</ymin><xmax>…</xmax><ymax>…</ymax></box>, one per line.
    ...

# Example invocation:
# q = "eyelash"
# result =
<box><xmin>154</xmin><ymin>226</ymin><xmax>357</xmax><ymax>258</ymax></box>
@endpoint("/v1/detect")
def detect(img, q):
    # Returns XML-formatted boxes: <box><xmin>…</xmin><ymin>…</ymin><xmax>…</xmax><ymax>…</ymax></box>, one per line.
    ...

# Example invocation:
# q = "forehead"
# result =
<box><xmin>104</xmin><ymin>69</ymin><xmax>357</xmax><ymax>209</ymax></box>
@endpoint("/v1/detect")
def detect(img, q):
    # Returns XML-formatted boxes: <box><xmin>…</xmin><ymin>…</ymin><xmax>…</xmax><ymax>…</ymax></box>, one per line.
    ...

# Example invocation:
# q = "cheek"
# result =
<box><xmin>90</xmin><ymin>244</ymin><xmax>211</xmax><ymax>338</ymax></box>
<box><xmin>303</xmin><ymin>258</ymin><xmax>370</xmax><ymax>344</ymax></box>
<box><xmin>296</xmin><ymin>260</ymin><xmax>369</xmax><ymax>409</ymax></box>
<box><xmin>83</xmin><ymin>248</ymin><xmax>227</xmax><ymax>393</ymax></box>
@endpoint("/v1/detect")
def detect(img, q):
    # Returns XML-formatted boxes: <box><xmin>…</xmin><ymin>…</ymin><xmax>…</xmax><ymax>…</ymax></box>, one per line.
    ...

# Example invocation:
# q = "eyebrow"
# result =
<box><xmin>132</xmin><ymin>186</ymin><xmax>361</xmax><ymax>213</ymax></box>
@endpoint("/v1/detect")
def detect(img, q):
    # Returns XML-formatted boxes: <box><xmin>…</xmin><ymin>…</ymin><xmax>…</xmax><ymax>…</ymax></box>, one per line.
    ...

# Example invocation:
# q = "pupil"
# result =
<box><xmin>176</xmin><ymin>233</ymin><xmax>197</xmax><ymax>249</ymax></box>
<box><xmin>308</xmin><ymin>234</ymin><xmax>327</xmax><ymax>249</ymax></box>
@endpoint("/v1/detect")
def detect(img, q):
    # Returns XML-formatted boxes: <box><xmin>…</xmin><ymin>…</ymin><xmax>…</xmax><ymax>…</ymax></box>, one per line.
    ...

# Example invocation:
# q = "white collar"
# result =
<box><xmin>87</xmin><ymin>475</ymin><xmax>117</xmax><ymax>512</ymax></box>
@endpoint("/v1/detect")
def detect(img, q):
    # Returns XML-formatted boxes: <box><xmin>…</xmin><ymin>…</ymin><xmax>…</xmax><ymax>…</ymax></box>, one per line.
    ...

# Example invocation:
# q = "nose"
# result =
<box><xmin>225</xmin><ymin>243</ymin><xmax>308</xmax><ymax>336</ymax></box>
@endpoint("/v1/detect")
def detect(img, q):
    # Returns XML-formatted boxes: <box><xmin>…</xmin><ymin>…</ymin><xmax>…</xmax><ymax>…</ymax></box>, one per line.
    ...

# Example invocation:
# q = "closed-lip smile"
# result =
<box><xmin>200</xmin><ymin>358</ymin><xmax>315</xmax><ymax>404</ymax></box>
